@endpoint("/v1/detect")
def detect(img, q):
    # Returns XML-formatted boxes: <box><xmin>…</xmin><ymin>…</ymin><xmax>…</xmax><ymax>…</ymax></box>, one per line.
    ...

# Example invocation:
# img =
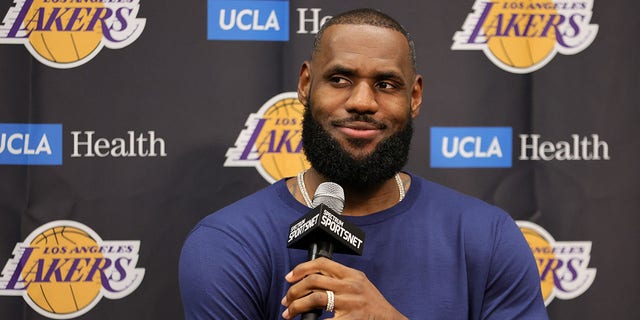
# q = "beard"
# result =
<box><xmin>301</xmin><ymin>104</ymin><xmax>413</xmax><ymax>189</ymax></box>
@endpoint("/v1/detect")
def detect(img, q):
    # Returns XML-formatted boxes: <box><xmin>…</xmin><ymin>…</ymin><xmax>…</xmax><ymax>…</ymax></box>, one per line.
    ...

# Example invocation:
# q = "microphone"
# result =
<box><xmin>287</xmin><ymin>182</ymin><xmax>365</xmax><ymax>319</ymax></box>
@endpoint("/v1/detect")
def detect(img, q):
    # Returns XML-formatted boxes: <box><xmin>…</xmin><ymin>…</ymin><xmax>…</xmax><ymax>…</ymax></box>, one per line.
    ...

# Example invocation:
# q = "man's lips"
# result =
<box><xmin>333</xmin><ymin>120</ymin><xmax>386</xmax><ymax>140</ymax></box>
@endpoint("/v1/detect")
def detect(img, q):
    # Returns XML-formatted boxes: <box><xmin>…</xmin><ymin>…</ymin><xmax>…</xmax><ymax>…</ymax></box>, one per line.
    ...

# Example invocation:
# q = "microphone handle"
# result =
<box><xmin>301</xmin><ymin>309</ymin><xmax>322</xmax><ymax>320</ymax></box>
<box><xmin>301</xmin><ymin>240</ymin><xmax>334</xmax><ymax>319</ymax></box>
<box><xmin>308</xmin><ymin>240</ymin><xmax>334</xmax><ymax>260</ymax></box>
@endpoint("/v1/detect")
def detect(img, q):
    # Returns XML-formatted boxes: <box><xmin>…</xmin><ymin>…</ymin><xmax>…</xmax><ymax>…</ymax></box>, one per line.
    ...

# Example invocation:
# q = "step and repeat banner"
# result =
<box><xmin>1</xmin><ymin>0</ymin><xmax>638</xmax><ymax>319</ymax></box>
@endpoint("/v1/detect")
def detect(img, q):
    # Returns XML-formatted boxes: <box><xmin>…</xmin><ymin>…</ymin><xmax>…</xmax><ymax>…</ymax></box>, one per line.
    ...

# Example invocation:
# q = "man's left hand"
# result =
<box><xmin>281</xmin><ymin>257</ymin><xmax>408</xmax><ymax>319</ymax></box>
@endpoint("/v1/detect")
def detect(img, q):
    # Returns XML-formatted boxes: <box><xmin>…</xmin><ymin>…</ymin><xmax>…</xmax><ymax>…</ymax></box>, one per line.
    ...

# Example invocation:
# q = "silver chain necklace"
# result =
<box><xmin>297</xmin><ymin>170</ymin><xmax>405</xmax><ymax>208</ymax></box>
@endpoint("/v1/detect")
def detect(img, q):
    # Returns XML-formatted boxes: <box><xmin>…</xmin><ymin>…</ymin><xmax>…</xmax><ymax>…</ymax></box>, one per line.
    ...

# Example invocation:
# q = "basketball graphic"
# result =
<box><xmin>255</xmin><ymin>95</ymin><xmax>310</xmax><ymax>181</ymax></box>
<box><xmin>519</xmin><ymin>224</ymin><xmax>555</xmax><ymax>301</ymax></box>
<box><xmin>26</xmin><ymin>226</ymin><xmax>104</xmax><ymax>315</ymax></box>
<box><xmin>452</xmin><ymin>0</ymin><xmax>599</xmax><ymax>73</ymax></box>
<box><xmin>483</xmin><ymin>0</ymin><xmax>557</xmax><ymax>69</ymax></box>
<box><xmin>516</xmin><ymin>220</ymin><xmax>596</xmax><ymax>306</ymax></box>
<box><xmin>225</xmin><ymin>92</ymin><xmax>311</xmax><ymax>183</ymax></box>
<box><xmin>0</xmin><ymin>0</ymin><xmax>146</xmax><ymax>68</ymax></box>
<box><xmin>26</xmin><ymin>0</ymin><xmax>105</xmax><ymax>64</ymax></box>
<box><xmin>0</xmin><ymin>220</ymin><xmax>145</xmax><ymax>319</ymax></box>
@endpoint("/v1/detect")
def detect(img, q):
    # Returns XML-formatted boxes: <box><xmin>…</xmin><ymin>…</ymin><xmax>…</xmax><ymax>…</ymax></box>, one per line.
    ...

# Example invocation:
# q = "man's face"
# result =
<box><xmin>298</xmin><ymin>24</ymin><xmax>423</xmax><ymax>186</ymax></box>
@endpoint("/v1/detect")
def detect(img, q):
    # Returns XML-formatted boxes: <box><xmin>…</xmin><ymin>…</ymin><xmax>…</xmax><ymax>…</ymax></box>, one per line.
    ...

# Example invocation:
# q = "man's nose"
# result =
<box><xmin>344</xmin><ymin>82</ymin><xmax>378</xmax><ymax>114</ymax></box>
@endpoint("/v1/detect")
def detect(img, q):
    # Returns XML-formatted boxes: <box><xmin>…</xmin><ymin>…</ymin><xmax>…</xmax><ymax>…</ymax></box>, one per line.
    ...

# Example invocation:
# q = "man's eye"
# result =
<box><xmin>329</xmin><ymin>76</ymin><xmax>351</xmax><ymax>85</ymax></box>
<box><xmin>377</xmin><ymin>81</ymin><xmax>396</xmax><ymax>89</ymax></box>
<box><xmin>330</xmin><ymin>77</ymin><xmax>347</xmax><ymax>83</ymax></box>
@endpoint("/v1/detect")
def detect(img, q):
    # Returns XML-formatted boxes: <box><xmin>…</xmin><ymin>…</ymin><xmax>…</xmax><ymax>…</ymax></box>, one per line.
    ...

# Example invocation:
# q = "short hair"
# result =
<box><xmin>311</xmin><ymin>8</ymin><xmax>417</xmax><ymax>71</ymax></box>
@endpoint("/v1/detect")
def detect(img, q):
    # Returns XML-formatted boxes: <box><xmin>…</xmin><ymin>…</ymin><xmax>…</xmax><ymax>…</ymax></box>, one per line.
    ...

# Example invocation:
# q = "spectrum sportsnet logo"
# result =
<box><xmin>517</xmin><ymin>221</ymin><xmax>596</xmax><ymax>305</ymax></box>
<box><xmin>452</xmin><ymin>0</ymin><xmax>598</xmax><ymax>73</ymax></box>
<box><xmin>225</xmin><ymin>92</ymin><xmax>309</xmax><ymax>183</ymax></box>
<box><xmin>0</xmin><ymin>0</ymin><xmax>146</xmax><ymax>69</ymax></box>
<box><xmin>0</xmin><ymin>220</ymin><xmax>145</xmax><ymax>319</ymax></box>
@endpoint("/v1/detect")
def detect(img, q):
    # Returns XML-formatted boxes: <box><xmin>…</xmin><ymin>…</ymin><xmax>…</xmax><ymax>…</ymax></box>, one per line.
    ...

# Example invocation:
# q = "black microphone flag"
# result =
<box><xmin>287</xmin><ymin>203</ymin><xmax>365</xmax><ymax>257</ymax></box>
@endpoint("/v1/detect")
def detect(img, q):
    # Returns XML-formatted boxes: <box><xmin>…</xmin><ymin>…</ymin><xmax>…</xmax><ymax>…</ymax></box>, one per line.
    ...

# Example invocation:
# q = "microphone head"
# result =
<box><xmin>288</xmin><ymin>181</ymin><xmax>364</xmax><ymax>256</ymax></box>
<box><xmin>312</xmin><ymin>182</ymin><xmax>344</xmax><ymax>214</ymax></box>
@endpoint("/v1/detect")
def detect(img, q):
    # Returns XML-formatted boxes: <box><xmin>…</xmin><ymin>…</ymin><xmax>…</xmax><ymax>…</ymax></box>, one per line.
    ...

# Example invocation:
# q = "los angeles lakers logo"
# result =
<box><xmin>517</xmin><ymin>220</ymin><xmax>596</xmax><ymax>305</ymax></box>
<box><xmin>452</xmin><ymin>0</ymin><xmax>598</xmax><ymax>73</ymax></box>
<box><xmin>0</xmin><ymin>220</ymin><xmax>145</xmax><ymax>319</ymax></box>
<box><xmin>225</xmin><ymin>92</ymin><xmax>310</xmax><ymax>183</ymax></box>
<box><xmin>0</xmin><ymin>0</ymin><xmax>146</xmax><ymax>69</ymax></box>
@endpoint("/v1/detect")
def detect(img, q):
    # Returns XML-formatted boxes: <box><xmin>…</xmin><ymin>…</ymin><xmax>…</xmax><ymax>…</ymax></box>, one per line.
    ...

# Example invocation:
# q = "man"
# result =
<box><xmin>179</xmin><ymin>8</ymin><xmax>548</xmax><ymax>319</ymax></box>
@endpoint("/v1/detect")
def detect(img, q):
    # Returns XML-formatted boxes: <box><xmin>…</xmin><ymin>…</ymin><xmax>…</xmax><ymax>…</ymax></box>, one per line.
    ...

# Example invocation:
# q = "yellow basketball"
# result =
<box><xmin>26</xmin><ymin>226</ymin><xmax>103</xmax><ymax>315</ymax></box>
<box><xmin>255</xmin><ymin>97</ymin><xmax>310</xmax><ymax>181</ymax></box>
<box><xmin>520</xmin><ymin>227</ymin><xmax>555</xmax><ymax>301</ymax></box>
<box><xmin>27</xmin><ymin>0</ymin><xmax>105</xmax><ymax>64</ymax></box>
<box><xmin>484</xmin><ymin>0</ymin><xmax>557</xmax><ymax>68</ymax></box>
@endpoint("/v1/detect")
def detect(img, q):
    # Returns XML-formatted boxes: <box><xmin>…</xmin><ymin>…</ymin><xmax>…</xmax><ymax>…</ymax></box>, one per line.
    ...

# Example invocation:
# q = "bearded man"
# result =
<box><xmin>180</xmin><ymin>8</ymin><xmax>548</xmax><ymax>320</ymax></box>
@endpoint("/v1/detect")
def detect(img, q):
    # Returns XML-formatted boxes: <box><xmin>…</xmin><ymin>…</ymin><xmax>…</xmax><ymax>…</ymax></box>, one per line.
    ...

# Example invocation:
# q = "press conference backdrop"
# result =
<box><xmin>0</xmin><ymin>0</ymin><xmax>638</xmax><ymax>319</ymax></box>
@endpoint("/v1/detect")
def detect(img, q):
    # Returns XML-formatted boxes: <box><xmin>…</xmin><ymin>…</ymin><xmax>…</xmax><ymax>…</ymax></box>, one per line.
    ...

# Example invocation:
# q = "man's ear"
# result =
<box><xmin>410</xmin><ymin>74</ymin><xmax>423</xmax><ymax>118</ymax></box>
<box><xmin>298</xmin><ymin>61</ymin><xmax>311</xmax><ymax>106</ymax></box>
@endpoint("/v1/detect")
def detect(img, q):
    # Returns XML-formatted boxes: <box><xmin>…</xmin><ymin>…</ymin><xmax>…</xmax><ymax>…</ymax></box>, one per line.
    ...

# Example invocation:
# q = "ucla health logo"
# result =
<box><xmin>452</xmin><ymin>0</ymin><xmax>598</xmax><ymax>73</ymax></box>
<box><xmin>517</xmin><ymin>221</ymin><xmax>596</xmax><ymax>305</ymax></box>
<box><xmin>431</xmin><ymin>127</ymin><xmax>512</xmax><ymax>168</ymax></box>
<box><xmin>225</xmin><ymin>92</ymin><xmax>309</xmax><ymax>183</ymax></box>
<box><xmin>208</xmin><ymin>0</ymin><xmax>288</xmax><ymax>41</ymax></box>
<box><xmin>0</xmin><ymin>123</ymin><xmax>62</xmax><ymax>165</ymax></box>
<box><xmin>0</xmin><ymin>220</ymin><xmax>145</xmax><ymax>319</ymax></box>
<box><xmin>0</xmin><ymin>0</ymin><xmax>146</xmax><ymax>69</ymax></box>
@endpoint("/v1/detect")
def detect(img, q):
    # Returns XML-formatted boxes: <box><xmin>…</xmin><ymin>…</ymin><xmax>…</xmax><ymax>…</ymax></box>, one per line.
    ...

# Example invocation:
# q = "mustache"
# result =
<box><xmin>330</xmin><ymin>114</ymin><xmax>387</xmax><ymax>129</ymax></box>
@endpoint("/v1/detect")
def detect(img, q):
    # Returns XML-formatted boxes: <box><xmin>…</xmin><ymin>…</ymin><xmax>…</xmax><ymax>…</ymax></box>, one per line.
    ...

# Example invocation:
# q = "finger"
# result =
<box><xmin>283</xmin><ymin>273</ymin><xmax>336</xmax><ymax>305</ymax></box>
<box><xmin>286</xmin><ymin>257</ymin><xmax>350</xmax><ymax>283</ymax></box>
<box><xmin>282</xmin><ymin>290</ymin><xmax>332</xmax><ymax>319</ymax></box>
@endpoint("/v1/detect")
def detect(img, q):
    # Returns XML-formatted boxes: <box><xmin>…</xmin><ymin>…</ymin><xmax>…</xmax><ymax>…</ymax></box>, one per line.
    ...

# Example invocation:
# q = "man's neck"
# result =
<box><xmin>288</xmin><ymin>168</ymin><xmax>410</xmax><ymax>216</ymax></box>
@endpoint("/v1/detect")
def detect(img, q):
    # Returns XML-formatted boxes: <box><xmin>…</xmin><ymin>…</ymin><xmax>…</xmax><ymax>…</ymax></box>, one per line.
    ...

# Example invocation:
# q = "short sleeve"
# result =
<box><xmin>481</xmin><ymin>216</ymin><xmax>549</xmax><ymax>320</ymax></box>
<box><xmin>179</xmin><ymin>224</ymin><xmax>268</xmax><ymax>320</ymax></box>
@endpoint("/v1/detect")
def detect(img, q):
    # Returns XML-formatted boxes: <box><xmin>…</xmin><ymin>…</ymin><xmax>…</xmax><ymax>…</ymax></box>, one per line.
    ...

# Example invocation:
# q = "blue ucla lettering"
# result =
<box><xmin>441</xmin><ymin>136</ymin><xmax>502</xmax><ymax>159</ymax></box>
<box><xmin>0</xmin><ymin>133</ymin><xmax>52</xmax><ymax>155</ymax></box>
<box><xmin>207</xmin><ymin>0</ymin><xmax>289</xmax><ymax>41</ymax></box>
<box><xmin>430</xmin><ymin>127</ymin><xmax>511</xmax><ymax>168</ymax></box>
<box><xmin>218</xmin><ymin>9</ymin><xmax>280</xmax><ymax>31</ymax></box>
